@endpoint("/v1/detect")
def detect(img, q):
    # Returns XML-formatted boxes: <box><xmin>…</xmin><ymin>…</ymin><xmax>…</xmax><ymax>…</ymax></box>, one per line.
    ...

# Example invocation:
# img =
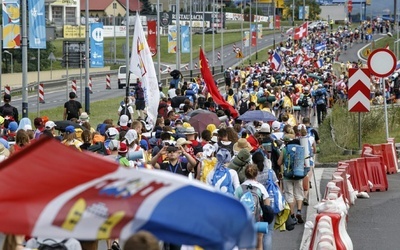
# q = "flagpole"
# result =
<box><xmin>212</xmin><ymin>0</ymin><xmax>215</xmax><ymax>74</ymax></box>
<box><xmin>202</xmin><ymin>1</ymin><xmax>205</xmax><ymax>49</ymax></box>
<box><xmin>190</xmin><ymin>1</ymin><xmax>193</xmax><ymax>78</ymax></box>
<box><xmin>249</xmin><ymin>1</ymin><xmax>252</xmax><ymax>65</ymax></box>
<box><xmin>157</xmin><ymin>0</ymin><xmax>161</xmax><ymax>81</ymax></box>
<box><xmin>241</xmin><ymin>3</ymin><xmax>244</xmax><ymax>66</ymax></box>
<box><xmin>220</xmin><ymin>0</ymin><xmax>224</xmax><ymax>72</ymax></box>
<box><xmin>125</xmin><ymin>0</ymin><xmax>130</xmax><ymax>98</ymax></box>
<box><xmin>273</xmin><ymin>0</ymin><xmax>276</xmax><ymax>49</ymax></box>
<box><xmin>176</xmin><ymin>0</ymin><xmax>181</xmax><ymax>71</ymax></box>
<box><xmin>85</xmin><ymin>0</ymin><xmax>90</xmax><ymax>112</ymax></box>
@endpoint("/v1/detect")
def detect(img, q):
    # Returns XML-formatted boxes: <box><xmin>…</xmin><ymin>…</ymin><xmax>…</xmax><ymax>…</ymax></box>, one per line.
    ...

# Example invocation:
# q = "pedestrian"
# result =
<box><xmin>118</xmin><ymin>97</ymin><xmax>134</xmax><ymax>127</ymax></box>
<box><xmin>0</xmin><ymin>94</ymin><xmax>19</xmax><ymax>126</ymax></box>
<box><xmin>63</xmin><ymin>92</ymin><xmax>82</xmax><ymax>121</ymax></box>
<box><xmin>312</xmin><ymin>84</ymin><xmax>329</xmax><ymax>125</ymax></box>
<box><xmin>134</xmin><ymin>79</ymin><xmax>146</xmax><ymax>119</ymax></box>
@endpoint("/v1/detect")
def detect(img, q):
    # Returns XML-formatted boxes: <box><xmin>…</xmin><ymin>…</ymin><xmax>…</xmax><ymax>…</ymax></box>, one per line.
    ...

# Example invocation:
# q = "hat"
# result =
<box><xmin>119</xmin><ymin>115</ymin><xmax>129</xmax><ymax>126</ymax></box>
<box><xmin>304</xmin><ymin>86</ymin><xmax>310</xmax><ymax>91</ymax></box>
<box><xmin>184</xmin><ymin>127</ymin><xmax>197</xmax><ymax>134</ymax></box>
<box><xmin>140</xmin><ymin>139</ymin><xmax>149</xmax><ymax>150</ymax></box>
<box><xmin>297</xmin><ymin>124</ymin><xmax>306</xmax><ymax>131</ymax></box>
<box><xmin>182</xmin><ymin>122</ymin><xmax>191</xmax><ymax>128</ymax></box>
<box><xmin>259</xmin><ymin>123</ymin><xmax>271</xmax><ymax>134</ymax></box>
<box><xmin>93</xmin><ymin>134</ymin><xmax>105</xmax><ymax>143</ymax></box>
<box><xmin>45</xmin><ymin>121</ymin><xmax>56</xmax><ymax>130</ymax></box>
<box><xmin>210</xmin><ymin>136</ymin><xmax>218</xmax><ymax>143</ymax></box>
<box><xmin>118</xmin><ymin>142</ymin><xmax>128</xmax><ymax>154</ymax></box>
<box><xmin>24</xmin><ymin>124</ymin><xmax>33</xmax><ymax>131</ymax></box>
<box><xmin>108</xmin><ymin>139</ymin><xmax>119</xmax><ymax>151</ymax></box>
<box><xmin>79</xmin><ymin>112</ymin><xmax>90</xmax><ymax>121</ymax></box>
<box><xmin>203</xmin><ymin>144</ymin><xmax>216</xmax><ymax>157</ymax></box>
<box><xmin>106</xmin><ymin>127</ymin><xmax>119</xmax><ymax>138</ymax></box>
<box><xmin>8</xmin><ymin>121</ymin><xmax>18</xmax><ymax>132</ymax></box>
<box><xmin>212</xmin><ymin>129</ymin><xmax>219</xmax><ymax>135</ymax></box>
<box><xmin>0</xmin><ymin>116</ymin><xmax>4</xmax><ymax>125</ymax></box>
<box><xmin>125</xmin><ymin>129</ymin><xmax>138</xmax><ymax>145</ymax></box>
<box><xmin>232</xmin><ymin>149</ymin><xmax>251</xmax><ymax>165</ymax></box>
<box><xmin>3</xmin><ymin>94</ymin><xmax>11</xmax><ymax>101</ymax></box>
<box><xmin>65</xmin><ymin>125</ymin><xmax>75</xmax><ymax>134</ymax></box>
<box><xmin>0</xmin><ymin>138</ymin><xmax>9</xmax><ymax>149</ymax></box>
<box><xmin>0</xmin><ymin>144</ymin><xmax>10</xmax><ymax>157</ymax></box>
<box><xmin>282</xmin><ymin>133</ymin><xmax>296</xmax><ymax>142</ymax></box>
<box><xmin>233</xmin><ymin>138</ymin><xmax>253</xmax><ymax>152</ymax></box>
<box><xmin>318</xmin><ymin>84</ymin><xmax>323</xmax><ymax>88</ymax></box>
<box><xmin>176</xmin><ymin>137</ymin><xmax>192</xmax><ymax>146</ymax></box>
<box><xmin>206</xmin><ymin>124</ymin><xmax>217</xmax><ymax>133</ymax></box>
<box><xmin>272</xmin><ymin>121</ymin><xmax>281</xmax><ymax>130</ymax></box>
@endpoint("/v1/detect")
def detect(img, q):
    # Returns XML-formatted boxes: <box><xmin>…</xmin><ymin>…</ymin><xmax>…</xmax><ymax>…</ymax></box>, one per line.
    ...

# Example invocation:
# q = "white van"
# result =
<box><xmin>118</xmin><ymin>65</ymin><xmax>138</xmax><ymax>89</ymax></box>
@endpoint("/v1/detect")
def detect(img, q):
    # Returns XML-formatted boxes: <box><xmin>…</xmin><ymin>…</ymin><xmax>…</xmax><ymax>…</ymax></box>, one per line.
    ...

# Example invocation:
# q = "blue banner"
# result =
<box><xmin>181</xmin><ymin>25</ymin><xmax>190</xmax><ymax>54</ymax></box>
<box><xmin>299</xmin><ymin>6</ymin><xmax>304</xmax><ymax>20</ymax></box>
<box><xmin>250</xmin><ymin>24</ymin><xmax>256</xmax><ymax>32</ymax></box>
<box><xmin>28</xmin><ymin>0</ymin><xmax>46</xmax><ymax>49</ymax></box>
<box><xmin>90</xmin><ymin>22</ymin><xmax>104</xmax><ymax>68</ymax></box>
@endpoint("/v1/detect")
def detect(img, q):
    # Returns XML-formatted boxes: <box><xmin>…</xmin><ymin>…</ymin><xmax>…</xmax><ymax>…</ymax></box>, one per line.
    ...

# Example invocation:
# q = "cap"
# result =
<box><xmin>176</xmin><ymin>138</ymin><xmax>192</xmax><ymax>146</ymax></box>
<box><xmin>65</xmin><ymin>125</ymin><xmax>75</xmax><ymax>134</ymax></box>
<box><xmin>271</xmin><ymin>121</ymin><xmax>281</xmax><ymax>130</ymax></box>
<box><xmin>106</xmin><ymin>127</ymin><xmax>119</xmax><ymax>138</ymax></box>
<box><xmin>183</xmin><ymin>127</ymin><xmax>197</xmax><ymax>134</ymax></box>
<box><xmin>119</xmin><ymin>115</ymin><xmax>129</xmax><ymax>126</ymax></box>
<box><xmin>8</xmin><ymin>121</ymin><xmax>18</xmax><ymax>132</ymax></box>
<box><xmin>203</xmin><ymin>144</ymin><xmax>215</xmax><ymax>157</ymax></box>
<box><xmin>118</xmin><ymin>142</ymin><xmax>128</xmax><ymax>154</ymax></box>
<box><xmin>45</xmin><ymin>121</ymin><xmax>56</xmax><ymax>130</ymax></box>
<box><xmin>93</xmin><ymin>134</ymin><xmax>105</xmax><ymax>143</ymax></box>
<box><xmin>0</xmin><ymin>116</ymin><xmax>4</xmax><ymax>125</ymax></box>
<box><xmin>125</xmin><ymin>129</ymin><xmax>138</xmax><ymax>145</ymax></box>
<box><xmin>210</xmin><ymin>136</ymin><xmax>218</xmax><ymax>143</ymax></box>
<box><xmin>0</xmin><ymin>143</ymin><xmax>10</xmax><ymax>157</ymax></box>
<box><xmin>108</xmin><ymin>139</ymin><xmax>119</xmax><ymax>151</ymax></box>
<box><xmin>3</xmin><ymin>94</ymin><xmax>11</xmax><ymax>101</ymax></box>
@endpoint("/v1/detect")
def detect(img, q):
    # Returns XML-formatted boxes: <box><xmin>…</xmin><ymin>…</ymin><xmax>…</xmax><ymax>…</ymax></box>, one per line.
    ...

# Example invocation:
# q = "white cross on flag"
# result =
<box><xmin>294</xmin><ymin>22</ymin><xmax>308</xmax><ymax>40</ymax></box>
<box><xmin>348</xmin><ymin>68</ymin><xmax>371</xmax><ymax>112</ymax></box>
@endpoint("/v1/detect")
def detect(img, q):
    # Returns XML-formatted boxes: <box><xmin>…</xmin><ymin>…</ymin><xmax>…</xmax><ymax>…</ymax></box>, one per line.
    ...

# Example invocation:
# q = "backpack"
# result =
<box><xmin>240</xmin><ymin>184</ymin><xmax>262</xmax><ymax>222</ymax></box>
<box><xmin>299</xmin><ymin>94</ymin><xmax>310</xmax><ymax>107</ymax></box>
<box><xmin>38</xmin><ymin>239</ymin><xmax>68</xmax><ymax>250</ymax></box>
<box><xmin>120</xmin><ymin>104</ymin><xmax>131</xmax><ymax>121</ymax></box>
<box><xmin>283</xmin><ymin>144</ymin><xmax>305</xmax><ymax>180</ymax></box>
<box><xmin>394</xmin><ymin>78</ymin><xmax>400</xmax><ymax>94</ymax></box>
<box><xmin>135</xmin><ymin>86</ymin><xmax>145</xmax><ymax>100</ymax></box>
<box><xmin>250</xmin><ymin>92</ymin><xmax>258</xmax><ymax>105</ymax></box>
<box><xmin>211</xmin><ymin>164</ymin><xmax>234</xmax><ymax>194</ymax></box>
<box><xmin>239</xmin><ymin>100</ymin><xmax>249</xmax><ymax>115</ymax></box>
<box><xmin>66</xmin><ymin>101</ymin><xmax>78</xmax><ymax>120</ymax></box>
<box><xmin>266</xmin><ymin>170</ymin><xmax>285</xmax><ymax>214</ymax></box>
<box><xmin>225</xmin><ymin>94</ymin><xmax>236</xmax><ymax>106</ymax></box>
<box><xmin>314</xmin><ymin>89</ymin><xmax>326</xmax><ymax>105</ymax></box>
<box><xmin>306</xmin><ymin>127</ymin><xmax>314</xmax><ymax>138</ymax></box>
<box><xmin>224</xmin><ymin>70</ymin><xmax>231</xmax><ymax>79</ymax></box>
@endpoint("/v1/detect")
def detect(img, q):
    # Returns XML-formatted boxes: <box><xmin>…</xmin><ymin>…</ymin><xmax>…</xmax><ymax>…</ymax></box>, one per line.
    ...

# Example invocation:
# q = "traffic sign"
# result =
<box><xmin>367</xmin><ymin>48</ymin><xmax>396</xmax><ymax>77</ymax></box>
<box><xmin>348</xmin><ymin>68</ymin><xmax>371</xmax><ymax>112</ymax></box>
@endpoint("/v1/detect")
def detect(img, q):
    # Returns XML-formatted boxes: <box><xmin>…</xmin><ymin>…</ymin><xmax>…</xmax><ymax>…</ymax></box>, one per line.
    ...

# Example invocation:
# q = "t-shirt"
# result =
<box><xmin>160</xmin><ymin>161</ymin><xmax>190</xmax><ymax>176</ymax></box>
<box><xmin>64</xmin><ymin>100</ymin><xmax>82</xmax><ymax>120</ymax></box>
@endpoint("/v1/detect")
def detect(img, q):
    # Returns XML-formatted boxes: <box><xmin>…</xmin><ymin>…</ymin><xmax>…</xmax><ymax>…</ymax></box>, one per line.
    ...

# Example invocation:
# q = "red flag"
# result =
<box><xmin>294</xmin><ymin>22</ymin><xmax>308</xmax><ymax>40</ymax></box>
<box><xmin>251</xmin><ymin>31</ymin><xmax>257</xmax><ymax>47</ymax></box>
<box><xmin>147</xmin><ymin>20</ymin><xmax>157</xmax><ymax>57</ymax></box>
<box><xmin>199</xmin><ymin>48</ymin><xmax>238</xmax><ymax>118</ymax></box>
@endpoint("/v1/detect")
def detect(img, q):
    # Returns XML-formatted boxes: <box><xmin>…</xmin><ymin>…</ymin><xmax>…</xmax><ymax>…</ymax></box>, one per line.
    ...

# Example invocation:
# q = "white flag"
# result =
<box><xmin>130</xmin><ymin>14</ymin><xmax>160</xmax><ymax>127</ymax></box>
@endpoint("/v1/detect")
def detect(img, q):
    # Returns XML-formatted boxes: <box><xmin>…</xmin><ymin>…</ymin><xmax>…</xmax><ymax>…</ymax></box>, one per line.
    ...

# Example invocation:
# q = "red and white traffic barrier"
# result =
<box><xmin>106</xmin><ymin>74</ymin><xmax>111</xmax><ymax>89</ymax></box>
<box><xmin>184</xmin><ymin>64</ymin><xmax>189</xmax><ymax>70</ymax></box>
<box><xmin>194</xmin><ymin>63</ymin><xmax>198</xmax><ymax>69</ymax></box>
<box><xmin>89</xmin><ymin>77</ymin><xmax>93</xmax><ymax>94</ymax></box>
<box><xmin>4</xmin><ymin>85</ymin><xmax>10</xmax><ymax>95</ymax></box>
<box><xmin>71</xmin><ymin>79</ymin><xmax>77</xmax><ymax>94</ymax></box>
<box><xmin>38</xmin><ymin>83</ymin><xmax>45</xmax><ymax>103</ymax></box>
<box><xmin>217</xmin><ymin>51</ymin><xmax>221</xmax><ymax>61</ymax></box>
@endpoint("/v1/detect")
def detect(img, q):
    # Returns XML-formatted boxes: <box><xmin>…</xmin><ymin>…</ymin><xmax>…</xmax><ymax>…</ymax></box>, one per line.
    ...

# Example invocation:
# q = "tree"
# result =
<box><xmin>140</xmin><ymin>0</ymin><xmax>154</xmax><ymax>15</ymax></box>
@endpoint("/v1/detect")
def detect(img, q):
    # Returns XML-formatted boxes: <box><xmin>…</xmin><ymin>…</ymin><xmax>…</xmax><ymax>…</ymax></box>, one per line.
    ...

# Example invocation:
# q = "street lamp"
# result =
<box><xmin>4</xmin><ymin>50</ymin><xmax>13</xmax><ymax>74</ymax></box>
<box><xmin>113</xmin><ymin>2</ymin><xmax>117</xmax><ymax>64</ymax></box>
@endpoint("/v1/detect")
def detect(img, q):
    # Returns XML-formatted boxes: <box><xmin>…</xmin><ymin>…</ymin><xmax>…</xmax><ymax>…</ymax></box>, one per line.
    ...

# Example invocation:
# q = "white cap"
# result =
<box><xmin>45</xmin><ymin>121</ymin><xmax>56</xmax><ymax>130</ymax></box>
<box><xmin>259</xmin><ymin>123</ymin><xmax>271</xmax><ymax>133</ymax></box>
<box><xmin>119</xmin><ymin>115</ymin><xmax>129</xmax><ymax>126</ymax></box>
<box><xmin>271</xmin><ymin>121</ymin><xmax>281</xmax><ymax>130</ymax></box>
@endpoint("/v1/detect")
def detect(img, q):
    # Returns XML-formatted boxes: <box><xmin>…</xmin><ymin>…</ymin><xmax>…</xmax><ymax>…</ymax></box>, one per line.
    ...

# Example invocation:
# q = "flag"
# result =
<box><xmin>295</xmin><ymin>55</ymin><xmax>303</xmax><ymax>65</ymax></box>
<box><xmin>314</xmin><ymin>58</ymin><xmax>324</xmax><ymax>68</ymax></box>
<box><xmin>147</xmin><ymin>20</ymin><xmax>157</xmax><ymax>56</ymax></box>
<box><xmin>0</xmin><ymin>138</ymin><xmax>256</xmax><ymax>249</ymax></box>
<box><xmin>286</xmin><ymin>27</ymin><xmax>293</xmax><ymax>35</ymax></box>
<box><xmin>294</xmin><ymin>22</ymin><xmax>308</xmax><ymax>40</ymax></box>
<box><xmin>314</xmin><ymin>43</ymin><xmax>326</xmax><ymax>52</ymax></box>
<box><xmin>130</xmin><ymin>13</ymin><xmax>160</xmax><ymax>127</ymax></box>
<box><xmin>199</xmin><ymin>48</ymin><xmax>239</xmax><ymax>118</ymax></box>
<box><xmin>270</xmin><ymin>51</ymin><xmax>282</xmax><ymax>70</ymax></box>
<box><xmin>28</xmin><ymin>0</ymin><xmax>46</xmax><ymax>49</ymax></box>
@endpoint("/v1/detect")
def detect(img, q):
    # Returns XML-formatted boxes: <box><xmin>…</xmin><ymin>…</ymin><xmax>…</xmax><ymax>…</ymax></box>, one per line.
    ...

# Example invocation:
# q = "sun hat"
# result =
<box><xmin>176</xmin><ymin>137</ymin><xmax>192</xmax><ymax>146</ymax></box>
<box><xmin>125</xmin><ymin>129</ymin><xmax>138</xmax><ymax>145</ymax></box>
<box><xmin>0</xmin><ymin>143</ymin><xmax>10</xmax><ymax>157</ymax></box>
<box><xmin>183</xmin><ymin>126</ymin><xmax>197</xmax><ymax>134</ymax></box>
<box><xmin>79</xmin><ymin>112</ymin><xmax>90</xmax><ymax>121</ymax></box>
<box><xmin>233</xmin><ymin>138</ymin><xmax>253</xmax><ymax>152</ymax></box>
<box><xmin>119</xmin><ymin>115</ymin><xmax>129</xmax><ymax>126</ymax></box>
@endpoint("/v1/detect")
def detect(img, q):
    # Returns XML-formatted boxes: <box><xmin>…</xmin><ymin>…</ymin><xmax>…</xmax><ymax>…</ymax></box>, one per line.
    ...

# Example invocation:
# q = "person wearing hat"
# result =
<box><xmin>0</xmin><ymin>143</ymin><xmax>10</xmax><ymax>162</ymax></box>
<box><xmin>61</xmin><ymin>125</ymin><xmax>82</xmax><ymax>152</ymax></box>
<box><xmin>117</xmin><ymin>142</ymin><xmax>134</xmax><ymax>168</ymax></box>
<box><xmin>17</xmin><ymin>117</ymin><xmax>32</xmax><ymax>132</ymax></box>
<box><xmin>224</xmin><ymin>67</ymin><xmax>232</xmax><ymax>88</ymax></box>
<box><xmin>232</xmin><ymin>138</ymin><xmax>252</xmax><ymax>156</ymax></box>
<box><xmin>63</xmin><ymin>92</ymin><xmax>82</xmax><ymax>121</ymax></box>
<box><xmin>216</xmin><ymin>128</ymin><xmax>234</xmax><ymax>156</ymax></box>
<box><xmin>79</xmin><ymin>112</ymin><xmax>90</xmax><ymax>124</ymax></box>
<box><xmin>118</xmin><ymin>115</ymin><xmax>130</xmax><ymax>133</ymax></box>
<box><xmin>0</xmin><ymin>94</ymin><xmax>19</xmax><ymax>125</ymax></box>
<box><xmin>150</xmin><ymin>144</ymin><xmax>196</xmax><ymax>177</ymax></box>
<box><xmin>238</xmin><ymin>91</ymin><xmax>250</xmax><ymax>115</ymax></box>
<box><xmin>3</xmin><ymin>121</ymin><xmax>18</xmax><ymax>142</ymax></box>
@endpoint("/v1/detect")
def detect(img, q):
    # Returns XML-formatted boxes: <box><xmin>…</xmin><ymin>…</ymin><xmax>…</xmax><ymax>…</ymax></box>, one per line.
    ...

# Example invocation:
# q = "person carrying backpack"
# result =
<box><xmin>63</xmin><ymin>92</ymin><xmax>82</xmax><ymax>121</ymax></box>
<box><xmin>118</xmin><ymin>97</ymin><xmax>134</xmax><ymax>126</ymax></box>
<box><xmin>277</xmin><ymin>133</ymin><xmax>305</xmax><ymax>225</ymax></box>
<box><xmin>206</xmin><ymin>148</ymin><xmax>240</xmax><ymax>195</ymax></box>
<box><xmin>235</xmin><ymin>164</ymin><xmax>272</xmax><ymax>250</ymax></box>
<box><xmin>298</xmin><ymin>86</ymin><xmax>312</xmax><ymax>121</ymax></box>
<box><xmin>312</xmin><ymin>84</ymin><xmax>329</xmax><ymax>125</ymax></box>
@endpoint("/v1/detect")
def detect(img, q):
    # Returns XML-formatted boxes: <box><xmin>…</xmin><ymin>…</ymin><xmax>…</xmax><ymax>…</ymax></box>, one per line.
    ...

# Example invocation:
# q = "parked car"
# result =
<box><xmin>195</xmin><ymin>28</ymin><xmax>217</xmax><ymax>34</ymax></box>
<box><xmin>117</xmin><ymin>65</ymin><xmax>138</xmax><ymax>89</ymax></box>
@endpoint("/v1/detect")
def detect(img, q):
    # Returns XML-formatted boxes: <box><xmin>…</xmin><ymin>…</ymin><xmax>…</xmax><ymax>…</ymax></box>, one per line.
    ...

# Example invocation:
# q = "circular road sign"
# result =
<box><xmin>367</xmin><ymin>48</ymin><xmax>396</xmax><ymax>78</ymax></box>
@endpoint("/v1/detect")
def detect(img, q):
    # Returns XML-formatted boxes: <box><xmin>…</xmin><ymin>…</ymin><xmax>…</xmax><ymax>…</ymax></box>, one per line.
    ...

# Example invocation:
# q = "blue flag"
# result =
<box><xmin>28</xmin><ymin>0</ymin><xmax>46</xmax><ymax>49</ymax></box>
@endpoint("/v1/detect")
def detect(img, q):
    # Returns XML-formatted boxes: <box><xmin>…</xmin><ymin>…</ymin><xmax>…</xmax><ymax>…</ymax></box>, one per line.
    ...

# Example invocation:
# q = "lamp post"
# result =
<box><xmin>113</xmin><ymin>2</ymin><xmax>117</xmax><ymax>64</ymax></box>
<box><xmin>4</xmin><ymin>50</ymin><xmax>13</xmax><ymax>74</ymax></box>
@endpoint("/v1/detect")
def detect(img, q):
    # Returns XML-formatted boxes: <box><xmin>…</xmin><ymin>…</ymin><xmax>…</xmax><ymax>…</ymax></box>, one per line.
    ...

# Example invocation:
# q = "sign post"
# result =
<box><xmin>367</xmin><ymin>48</ymin><xmax>397</xmax><ymax>140</ymax></box>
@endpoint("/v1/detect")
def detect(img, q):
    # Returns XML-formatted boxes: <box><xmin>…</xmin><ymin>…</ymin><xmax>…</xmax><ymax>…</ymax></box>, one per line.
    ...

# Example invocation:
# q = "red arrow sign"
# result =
<box><xmin>348</xmin><ymin>68</ymin><xmax>370</xmax><ymax>112</ymax></box>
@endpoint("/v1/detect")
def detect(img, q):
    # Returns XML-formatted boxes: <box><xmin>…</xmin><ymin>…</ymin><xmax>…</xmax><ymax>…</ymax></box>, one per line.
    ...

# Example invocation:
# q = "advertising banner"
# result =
<box><xmin>28</xmin><ymin>0</ymin><xmax>46</xmax><ymax>49</ymax></box>
<box><xmin>90</xmin><ymin>22</ymin><xmax>104</xmax><ymax>68</ymax></box>
<box><xmin>2</xmin><ymin>0</ymin><xmax>21</xmax><ymax>48</ymax></box>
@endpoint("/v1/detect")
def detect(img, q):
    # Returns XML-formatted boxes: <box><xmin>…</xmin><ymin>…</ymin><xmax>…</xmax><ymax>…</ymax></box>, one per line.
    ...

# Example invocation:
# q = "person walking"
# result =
<box><xmin>63</xmin><ymin>92</ymin><xmax>82</xmax><ymax>121</ymax></box>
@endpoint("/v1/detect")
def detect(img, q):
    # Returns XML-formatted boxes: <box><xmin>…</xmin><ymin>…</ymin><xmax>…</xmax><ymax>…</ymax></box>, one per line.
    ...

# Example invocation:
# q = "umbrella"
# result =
<box><xmin>187</xmin><ymin>109</ymin><xmax>215</xmax><ymax>118</ymax></box>
<box><xmin>0</xmin><ymin>138</ymin><xmax>255</xmax><ymax>250</ymax></box>
<box><xmin>238</xmin><ymin>110</ymin><xmax>277</xmax><ymax>122</ymax></box>
<box><xmin>189</xmin><ymin>112</ymin><xmax>221</xmax><ymax>133</ymax></box>
<box><xmin>54</xmin><ymin>120</ymin><xmax>83</xmax><ymax>132</ymax></box>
